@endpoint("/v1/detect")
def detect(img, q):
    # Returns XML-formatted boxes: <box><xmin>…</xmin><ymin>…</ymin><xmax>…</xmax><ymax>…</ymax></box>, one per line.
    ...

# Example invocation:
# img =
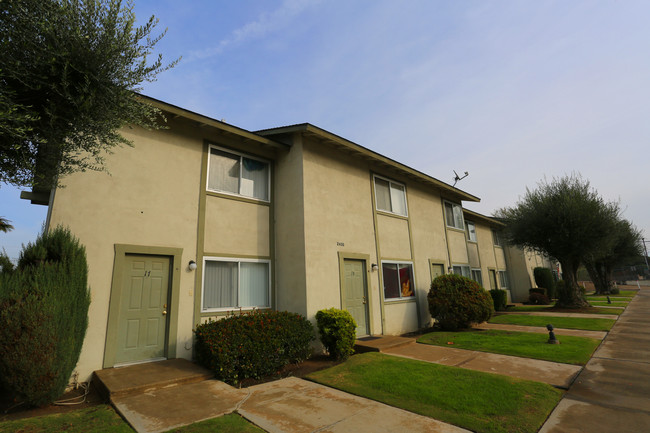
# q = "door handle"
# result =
<box><xmin>162</xmin><ymin>304</ymin><xmax>168</xmax><ymax>316</ymax></box>
<box><xmin>362</xmin><ymin>296</ymin><xmax>367</xmax><ymax>304</ymax></box>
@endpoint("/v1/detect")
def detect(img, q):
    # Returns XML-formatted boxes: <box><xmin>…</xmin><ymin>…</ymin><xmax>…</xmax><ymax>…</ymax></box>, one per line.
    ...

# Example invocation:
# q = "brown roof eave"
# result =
<box><xmin>139</xmin><ymin>94</ymin><xmax>289</xmax><ymax>150</ymax></box>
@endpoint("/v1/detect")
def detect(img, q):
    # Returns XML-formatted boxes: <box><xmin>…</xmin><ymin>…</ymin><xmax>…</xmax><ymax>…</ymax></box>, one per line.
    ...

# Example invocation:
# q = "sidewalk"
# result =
<box><xmin>381</xmin><ymin>340</ymin><xmax>581</xmax><ymax>389</ymax></box>
<box><xmin>110</xmin><ymin>376</ymin><xmax>469</xmax><ymax>433</ymax></box>
<box><xmin>539</xmin><ymin>288</ymin><xmax>650</xmax><ymax>432</ymax></box>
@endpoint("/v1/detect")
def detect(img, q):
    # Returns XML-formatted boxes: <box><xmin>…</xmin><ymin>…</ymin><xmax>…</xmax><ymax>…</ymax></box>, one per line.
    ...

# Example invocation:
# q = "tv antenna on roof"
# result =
<box><xmin>453</xmin><ymin>170</ymin><xmax>469</xmax><ymax>187</ymax></box>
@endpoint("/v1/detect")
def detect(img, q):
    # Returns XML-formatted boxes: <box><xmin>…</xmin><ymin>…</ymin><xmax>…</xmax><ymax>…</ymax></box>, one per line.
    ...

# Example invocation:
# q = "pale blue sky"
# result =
<box><xmin>2</xmin><ymin>0</ymin><xmax>649</xmax><ymax>260</ymax></box>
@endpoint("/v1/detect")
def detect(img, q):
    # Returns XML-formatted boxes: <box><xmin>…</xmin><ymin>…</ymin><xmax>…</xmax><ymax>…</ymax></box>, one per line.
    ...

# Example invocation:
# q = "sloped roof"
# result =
<box><xmin>256</xmin><ymin>123</ymin><xmax>480</xmax><ymax>203</ymax></box>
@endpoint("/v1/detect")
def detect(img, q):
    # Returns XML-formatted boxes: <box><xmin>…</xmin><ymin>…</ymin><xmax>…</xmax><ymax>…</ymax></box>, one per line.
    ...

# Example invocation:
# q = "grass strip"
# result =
<box><xmin>418</xmin><ymin>329</ymin><xmax>600</xmax><ymax>365</ymax></box>
<box><xmin>585</xmin><ymin>296</ymin><xmax>632</xmax><ymax>302</ymax></box>
<box><xmin>307</xmin><ymin>352</ymin><xmax>562</xmax><ymax>433</ymax></box>
<box><xmin>489</xmin><ymin>314</ymin><xmax>615</xmax><ymax>331</ymax></box>
<box><xmin>169</xmin><ymin>413</ymin><xmax>264</xmax><ymax>432</ymax></box>
<box><xmin>589</xmin><ymin>301</ymin><xmax>629</xmax><ymax>307</ymax></box>
<box><xmin>506</xmin><ymin>306</ymin><xmax>623</xmax><ymax>315</ymax></box>
<box><xmin>0</xmin><ymin>405</ymin><xmax>133</xmax><ymax>433</ymax></box>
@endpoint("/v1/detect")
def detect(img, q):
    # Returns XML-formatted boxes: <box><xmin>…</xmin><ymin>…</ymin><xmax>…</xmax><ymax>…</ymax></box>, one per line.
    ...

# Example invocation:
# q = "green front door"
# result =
<box><xmin>343</xmin><ymin>259</ymin><xmax>370</xmax><ymax>336</ymax></box>
<box><xmin>115</xmin><ymin>254</ymin><xmax>170</xmax><ymax>364</ymax></box>
<box><xmin>489</xmin><ymin>270</ymin><xmax>498</xmax><ymax>290</ymax></box>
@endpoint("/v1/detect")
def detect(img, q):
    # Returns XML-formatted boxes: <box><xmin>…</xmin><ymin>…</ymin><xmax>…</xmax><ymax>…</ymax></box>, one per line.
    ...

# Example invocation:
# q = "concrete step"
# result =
<box><xmin>355</xmin><ymin>335</ymin><xmax>415</xmax><ymax>353</ymax></box>
<box><xmin>93</xmin><ymin>358</ymin><xmax>213</xmax><ymax>401</ymax></box>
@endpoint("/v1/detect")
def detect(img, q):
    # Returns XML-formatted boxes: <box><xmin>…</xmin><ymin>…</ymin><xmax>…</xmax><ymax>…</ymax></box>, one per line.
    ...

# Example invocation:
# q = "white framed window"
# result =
<box><xmin>498</xmin><ymin>270</ymin><xmax>509</xmax><ymax>289</ymax></box>
<box><xmin>452</xmin><ymin>265</ymin><xmax>470</xmax><ymax>278</ymax></box>
<box><xmin>444</xmin><ymin>201</ymin><xmax>464</xmax><ymax>229</ymax></box>
<box><xmin>465</xmin><ymin>221</ymin><xmax>477</xmax><ymax>242</ymax></box>
<box><xmin>492</xmin><ymin>229</ymin><xmax>503</xmax><ymax>247</ymax></box>
<box><xmin>202</xmin><ymin>257</ymin><xmax>271</xmax><ymax>312</ymax></box>
<box><xmin>471</xmin><ymin>268</ymin><xmax>483</xmax><ymax>286</ymax></box>
<box><xmin>207</xmin><ymin>145</ymin><xmax>270</xmax><ymax>201</ymax></box>
<box><xmin>374</xmin><ymin>175</ymin><xmax>407</xmax><ymax>216</ymax></box>
<box><xmin>381</xmin><ymin>261</ymin><xmax>415</xmax><ymax>300</ymax></box>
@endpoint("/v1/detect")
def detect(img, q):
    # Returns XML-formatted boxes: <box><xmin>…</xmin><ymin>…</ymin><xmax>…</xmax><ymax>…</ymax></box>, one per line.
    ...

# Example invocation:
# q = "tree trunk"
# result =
<box><xmin>555</xmin><ymin>261</ymin><xmax>591</xmax><ymax>308</ymax></box>
<box><xmin>585</xmin><ymin>262</ymin><xmax>613</xmax><ymax>295</ymax></box>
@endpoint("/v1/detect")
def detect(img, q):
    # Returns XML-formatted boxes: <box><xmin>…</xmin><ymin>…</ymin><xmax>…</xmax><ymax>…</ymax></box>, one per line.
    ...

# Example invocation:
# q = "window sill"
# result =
<box><xmin>446</xmin><ymin>226</ymin><xmax>465</xmax><ymax>232</ymax></box>
<box><xmin>206</xmin><ymin>190</ymin><xmax>270</xmax><ymax>205</ymax></box>
<box><xmin>376</xmin><ymin>209</ymin><xmax>408</xmax><ymax>219</ymax></box>
<box><xmin>200</xmin><ymin>306</ymin><xmax>271</xmax><ymax>316</ymax></box>
<box><xmin>384</xmin><ymin>297</ymin><xmax>416</xmax><ymax>305</ymax></box>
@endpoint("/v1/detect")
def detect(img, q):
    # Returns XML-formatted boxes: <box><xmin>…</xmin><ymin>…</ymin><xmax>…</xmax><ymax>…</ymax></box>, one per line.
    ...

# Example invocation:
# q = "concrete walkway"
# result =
<box><xmin>539</xmin><ymin>287</ymin><xmax>650</xmax><ymax>432</ymax></box>
<box><xmin>382</xmin><ymin>341</ymin><xmax>581</xmax><ymax>389</ymax></box>
<box><xmin>98</xmin><ymin>360</ymin><xmax>468</xmax><ymax>433</ymax></box>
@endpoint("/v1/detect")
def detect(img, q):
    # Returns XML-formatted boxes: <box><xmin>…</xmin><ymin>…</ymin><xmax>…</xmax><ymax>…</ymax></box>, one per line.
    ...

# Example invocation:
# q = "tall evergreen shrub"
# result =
<box><xmin>0</xmin><ymin>227</ymin><xmax>90</xmax><ymax>406</ymax></box>
<box><xmin>534</xmin><ymin>267</ymin><xmax>557</xmax><ymax>299</ymax></box>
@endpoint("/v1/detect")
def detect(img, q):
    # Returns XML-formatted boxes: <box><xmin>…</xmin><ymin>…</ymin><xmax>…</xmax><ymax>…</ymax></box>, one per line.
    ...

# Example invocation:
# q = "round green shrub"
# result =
<box><xmin>428</xmin><ymin>274</ymin><xmax>494</xmax><ymax>331</ymax></box>
<box><xmin>316</xmin><ymin>308</ymin><xmax>356</xmax><ymax>360</ymax></box>
<box><xmin>194</xmin><ymin>310</ymin><xmax>314</xmax><ymax>386</ymax></box>
<box><xmin>528</xmin><ymin>292</ymin><xmax>551</xmax><ymax>305</ymax></box>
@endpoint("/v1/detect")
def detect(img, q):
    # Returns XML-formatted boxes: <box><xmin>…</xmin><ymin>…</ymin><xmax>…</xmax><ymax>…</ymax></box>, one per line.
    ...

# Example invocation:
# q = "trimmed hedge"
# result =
<box><xmin>194</xmin><ymin>310</ymin><xmax>314</xmax><ymax>385</ymax></box>
<box><xmin>428</xmin><ymin>274</ymin><xmax>494</xmax><ymax>331</ymax></box>
<box><xmin>528</xmin><ymin>292</ymin><xmax>551</xmax><ymax>305</ymax></box>
<box><xmin>316</xmin><ymin>308</ymin><xmax>356</xmax><ymax>360</ymax></box>
<box><xmin>490</xmin><ymin>289</ymin><xmax>507</xmax><ymax>311</ymax></box>
<box><xmin>534</xmin><ymin>267</ymin><xmax>556</xmax><ymax>299</ymax></box>
<box><xmin>0</xmin><ymin>227</ymin><xmax>90</xmax><ymax>407</ymax></box>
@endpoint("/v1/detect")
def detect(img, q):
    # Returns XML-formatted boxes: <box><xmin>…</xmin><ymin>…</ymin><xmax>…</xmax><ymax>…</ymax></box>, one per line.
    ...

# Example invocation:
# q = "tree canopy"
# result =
<box><xmin>496</xmin><ymin>174</ymin><xmax>621</xmax><ymax>308</ymax></box>
<box><xmin>0</xmin><ymin>0</ymin><xmax>177</xmax><ymax>190</ymax></box>
<box><xmin>584</xmin><ymin>218</ymin><xmax>642</xmax><ymax>294</ymax></box>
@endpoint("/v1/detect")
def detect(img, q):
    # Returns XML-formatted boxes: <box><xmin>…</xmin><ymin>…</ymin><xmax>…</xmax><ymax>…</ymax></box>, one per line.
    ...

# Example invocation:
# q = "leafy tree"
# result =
<box><xmin>584</xmin><ymin>218</ymin><xmax>642</xmax><ymax>294</ymax></box>
<box><xmin>496</xmin><ymin>175</ymin><xmax>619</xmax><ymax>308</ymax></box>
<box><xmin>0</xmin><ymin>0</ymin><xmax>177</xmax><ymax>190</ymax></box>
<box><xmin>0</xmin><ymin>217</ymin><xmax>13</xmax><ymax>232</ymax></box>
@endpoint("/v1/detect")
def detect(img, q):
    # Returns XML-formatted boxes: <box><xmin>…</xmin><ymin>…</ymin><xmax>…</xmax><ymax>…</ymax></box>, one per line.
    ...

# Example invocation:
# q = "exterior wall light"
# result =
<box><xmin>188</xmin><ymin>260</ymin><xmax>197</xmax><ymax>271</ymax></box>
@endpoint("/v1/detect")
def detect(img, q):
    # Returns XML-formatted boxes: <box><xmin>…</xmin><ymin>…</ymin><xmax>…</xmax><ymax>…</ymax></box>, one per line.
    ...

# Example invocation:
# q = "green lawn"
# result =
<box><xmin>585</xmin><ymin>296</ymin><xmax>632</xmax><ymax>302</ymax></box>
<box><xmin>418</xmin><ymin>329</ymin><xmax>600</xmax><ymax>365</ymax></box>
<box><xmin>489</xmin><ymin>314</ymin><xmax>615</xmax><ymax>331</ymax></box>
<box><xmin>589</xmin><ymin>301</ymin><xmax>629</xmax><ymax>307</ymax></box>
<box><xmin>0</xmin><ymin>405</ymin><xmax>133</xmax><ymax>433</ymax></box>
<box><xmin>307</xmin><ymin>352</ymin><xmax>562</xmax><ymax>433</ymax></box>
<box><xmin>169</xmin><ymin>414</ymin><xmax>264</xmax><ymax>432</ymax></box>
<box><xmin>0</xmin><ymin>407</ymin><xmax>263</xmax><ymax>433</ymax></box>
<box><xmin>506</xmin><ymin>305</ymin><xmax>623</xmax><ymax>315</ymax></box>
<box><xmin>588</xmin><ymin>290</ymin><xmax>637</xmax><ymax>297</ymax></box>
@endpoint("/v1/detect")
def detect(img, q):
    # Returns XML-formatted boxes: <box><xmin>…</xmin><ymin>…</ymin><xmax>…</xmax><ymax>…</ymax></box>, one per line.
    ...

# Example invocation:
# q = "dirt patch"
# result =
<box><xmin>0</xmin><ymin>382</ymin><xmax>106</xmax><ymax>422</ymax></box>
<box><xmin>238</xmin><ymin>354</ymin><xmax>343</xmax><ymax>388</ymax></box>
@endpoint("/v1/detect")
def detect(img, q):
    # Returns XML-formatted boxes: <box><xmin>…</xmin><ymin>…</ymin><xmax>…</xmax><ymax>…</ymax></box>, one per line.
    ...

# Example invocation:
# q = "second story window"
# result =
<box><xmin>208</xmin><ymin>146</ymin><xmax>270</xmax><ymax>201</ymax></box>
<box><xmin>466</xmin><ymin>221</ymin><xmax>477</xmax><ymax>242</ymax></box>
<box><xmin>374</xmin><ymin>176</ymin><xmax>407</xmax><ymax>216</ymax></box>
<box><xmin>444</xmin><ymin>201</ymin><xmax>463</xmax><ymax>229</ymax></box>
<box><xmin>492</xmin><ymin>229</ymin><xmax>503</xmax><ymax>247</ymax></box>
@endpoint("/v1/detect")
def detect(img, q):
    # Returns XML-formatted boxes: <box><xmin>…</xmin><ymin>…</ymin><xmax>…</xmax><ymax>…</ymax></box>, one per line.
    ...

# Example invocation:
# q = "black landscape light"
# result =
<box><xmin>547</xmin><ymin>324</ymin><xmax>559</xmax><ymax>344</ymax></box>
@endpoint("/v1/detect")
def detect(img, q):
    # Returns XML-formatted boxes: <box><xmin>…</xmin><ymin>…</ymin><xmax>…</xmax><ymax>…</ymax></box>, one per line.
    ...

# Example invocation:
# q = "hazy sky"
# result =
<box><xmin>2</xmin><ymin>0</ymin><xmax>649</xmax><ymax>260</ymax></box>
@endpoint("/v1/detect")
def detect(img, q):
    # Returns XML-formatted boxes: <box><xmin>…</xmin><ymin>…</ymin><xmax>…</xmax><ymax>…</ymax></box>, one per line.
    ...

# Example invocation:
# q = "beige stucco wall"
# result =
<box><xmin>203</xmin><ymin>198</ymin><xmax>270</xmax><ymax>257</ymax></box>
<box><xmin>299</xmin><ymin>140</ymin><xmax>382</xmax><ymax>333</ymax></box>
<box><xmin>408</xmin><ymin>183</ymin><xmax>451</xmax><ymax>327</ymax></box>
<box><xmin>376</xmin><ymin>215</ymin><xmax>411</xmax><ymax>260</ymax></box>
<box><xmin>273</xmin><ymin>134</ymin><xmax>308</xmax><ymax>316</ymax></box>
<box><xmin>467</xmin><ymin>242</ymin><xmax>480</xmax><ymax>268</ymax></box>
<box><xmin>447</xmin><ymin>229</ymin><xmax>469</xmax><ymax>264</ymax></box>
<box><xmin>48</xmin><ymin>121</ymin><xmax>204</xmax><ymax>381</ymax></box>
